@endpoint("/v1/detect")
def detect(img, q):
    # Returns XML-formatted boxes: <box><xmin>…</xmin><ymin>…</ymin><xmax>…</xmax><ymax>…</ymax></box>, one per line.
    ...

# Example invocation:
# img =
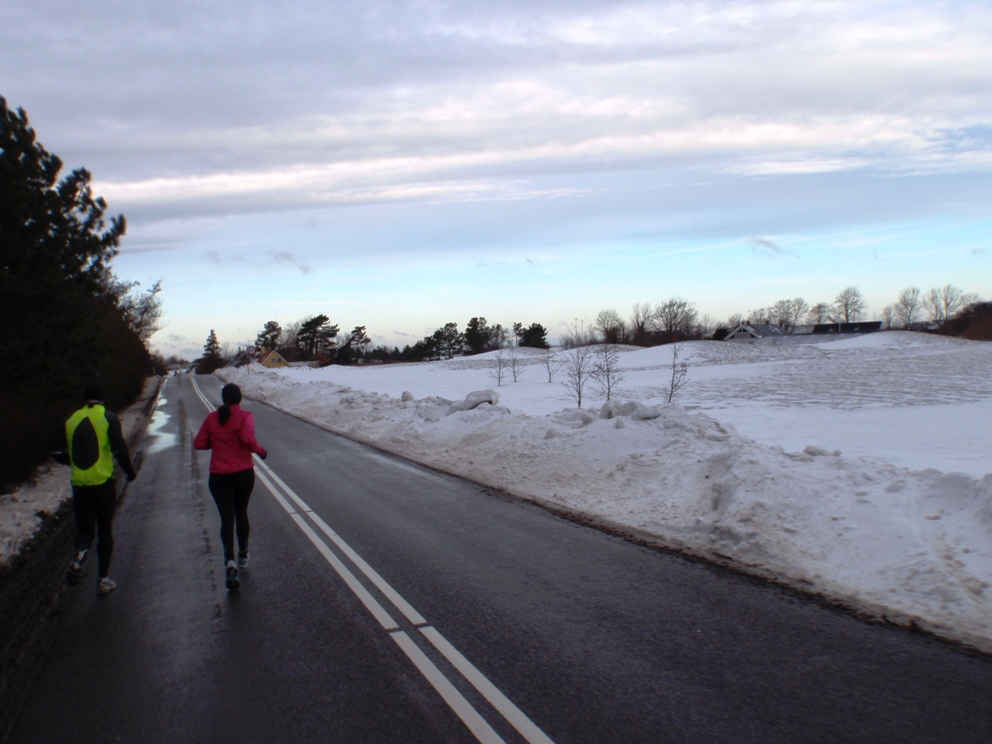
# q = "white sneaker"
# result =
<box><xmin>66</xmin><ymin>551</ymin><xmax>87</xmax><ymax>586</ymax></box>
<box><xmin>97</xmin><ymin>577</ymin><xmax>116</xmax><ymax>595</ymax></box>
<box><xmin>237</xmin><ymin>550</ymin><xmax>250</xmax><ymax>569</ymax></box>
<box><xmin>225</xmin><ymin>560</ymin><xmax>240</xmax><ymax>590</ymax></box>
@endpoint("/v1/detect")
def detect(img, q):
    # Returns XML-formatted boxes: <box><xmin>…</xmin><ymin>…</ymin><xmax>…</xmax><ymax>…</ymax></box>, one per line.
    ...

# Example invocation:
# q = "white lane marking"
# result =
<box><xmin>420</xmin><ymin>627</ymin><xmax>556</xmax><ymax>744</ymax></box>
<box><xmin>390</xmin><ymin>631</ymin><xmax>506</xmax><ymax>744</ymax></box>
<box><xmin>306</xmin><ymin>509</ymin><xmax>428</xmax><ymax>626</ymax></box>
<box><xmin>255</xmin><ymin>467</ymin><xmax>297</xmax><ymax>515</ymax></box>
<box><xmin>289</xmin><ymin>514</ymin><xmax>399</xmax><ymax>631</ymax></box>
<box><xmin>253</xmin><ymin>456</ymin><xmax>429</xmax><ymax>627</ymax></box>
<box><xmin>190</xmin><ymin>378</ymin><xmax>214</xmax><ymax>411</ymax></box>
<box><xmin>189</xmin><ymin>376</ymin><xmax>555</xmax><ymax>744</ymax></box>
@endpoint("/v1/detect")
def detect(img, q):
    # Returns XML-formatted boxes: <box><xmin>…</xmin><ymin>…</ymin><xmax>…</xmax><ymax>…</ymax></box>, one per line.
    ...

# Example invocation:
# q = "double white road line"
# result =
<box><xmin>190</xmin><ymin>377</ymin><xmax>555</xmax><ymax>744</ymax></box>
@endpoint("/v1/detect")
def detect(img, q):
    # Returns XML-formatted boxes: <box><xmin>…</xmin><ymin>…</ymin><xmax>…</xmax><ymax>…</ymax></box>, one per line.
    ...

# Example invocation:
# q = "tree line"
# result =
<box><xmin>588</xmin><ymin>284</ymin><xmax>983</xmax><ymax>346</ymax></box>
<box><xmin>199</xmin><ymin>316</ymin><xmax>551</xmax><ymax>369</ymax></box>
<box><xmin>199</xmin><ymin>281</ymin><xmax>985</xmax><ymax>373</ymax></box>
<box><xmin>1</xmin><ymin>98</ymin><xmax>163</xmax><ymax>491</ymax></box>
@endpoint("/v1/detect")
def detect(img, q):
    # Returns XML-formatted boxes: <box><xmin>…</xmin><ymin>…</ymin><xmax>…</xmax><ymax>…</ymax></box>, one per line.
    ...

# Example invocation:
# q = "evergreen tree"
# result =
<box><xmin>297</xmin><ymin>314</ymin><xmax>339</xmax><ymax>360</ymax></box>
<box><xmin>433</xmin><ymin>322</ymin><xmax>463</xmax><ymax>359</ymax></box>
<box><xmin>518</xmin><ymin>322</ymin><xmax>550</xmax><ymax>349</ymax></box>
<box><xmin>256</xmin><ymin>320</ymin><xmax>282</xmax><ymax>350</ymax></box>
<box><xmin>204</xmin><ymin>329</ymin><xmax>222</xmax><ymax>359</ymax></box>
<box><xmin>349</xmin><ymin>325</ymin><xmax>371</xmax><ymax>356</ymax></box>
<box><xmin>1</xmin><ymin>96</ymin><xmax>128</xmax><ymax>397</ymax></box>
<box><xmin>0</xmin><ymin>97</ymin><xmax>149</xmax><ymax>490</ymax></box>
<box><xmin>464</xmin><ymin>317</ymin><xmax>494</xmax><ymax>355</ymax></box>
<box><xmin>196</xmin><ymin>329</ymin><xmax>225</xmax><ymax>374</ymax></box>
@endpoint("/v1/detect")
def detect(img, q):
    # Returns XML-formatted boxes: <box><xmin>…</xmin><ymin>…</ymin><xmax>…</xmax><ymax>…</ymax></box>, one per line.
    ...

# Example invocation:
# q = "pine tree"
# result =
<box><xmin>256</xmin><ymin>320</ymin><xmax>282</xmax><ymax>350</ymax></box>
<box><xmin>203</xmin><ymin>329</ymin><xmax>222</xmax><ymax>358</ymax></box>
<box><xmin>1</xmin><ymin>97</ymin><xmax>128</xmax><ymax>396</ymax></box>
<box><xmin>0</xmin><ymin>97</ymin><xmax>148</xmax><ymax>490</ymax></box>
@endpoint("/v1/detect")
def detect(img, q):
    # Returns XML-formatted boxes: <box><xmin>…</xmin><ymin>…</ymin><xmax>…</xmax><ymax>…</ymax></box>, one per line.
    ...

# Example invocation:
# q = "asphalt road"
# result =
<box><xmin>7</xmin><ymin>373</ymin><xmax>992</xmax><ymax>743</ymax></box>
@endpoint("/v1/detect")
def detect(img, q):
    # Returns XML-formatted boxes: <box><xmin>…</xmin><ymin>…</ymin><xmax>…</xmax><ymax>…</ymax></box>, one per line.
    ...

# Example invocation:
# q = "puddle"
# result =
<box><xmin>145</xmin><ymin>397</ymin><xmax>178</xmax><ymax>454</ymax></box>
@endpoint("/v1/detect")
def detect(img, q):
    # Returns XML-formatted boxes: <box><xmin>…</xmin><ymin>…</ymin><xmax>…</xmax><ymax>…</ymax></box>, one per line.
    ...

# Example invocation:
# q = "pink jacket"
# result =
<box><xmin>193</xmin><ymin>404</ymin><xmax>267</xmax><ymax>474</ymax></box>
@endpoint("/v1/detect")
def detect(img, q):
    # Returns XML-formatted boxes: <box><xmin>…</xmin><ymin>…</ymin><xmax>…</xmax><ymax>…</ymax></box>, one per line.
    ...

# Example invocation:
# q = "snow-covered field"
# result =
<box><xmin>215</xmin><ymin>331</ymin><xmax>992</xmax><ymax>652</ymax></box>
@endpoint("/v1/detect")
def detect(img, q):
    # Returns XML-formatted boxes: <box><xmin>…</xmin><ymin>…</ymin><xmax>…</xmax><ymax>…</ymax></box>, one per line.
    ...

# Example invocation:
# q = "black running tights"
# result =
<box><xmin>72</xmin><ymin>480</ymin><xmax>117</xmax><ymax>579</ymax></box>
<box><xmin>208</xmin><ymin>469</ymin><xmax>255</xmax><ymax>563</ymax></box>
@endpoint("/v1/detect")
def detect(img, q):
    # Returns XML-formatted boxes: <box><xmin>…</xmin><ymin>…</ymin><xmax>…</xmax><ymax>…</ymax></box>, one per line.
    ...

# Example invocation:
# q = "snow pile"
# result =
<box><xmin>219</xmin><ymin>332</ymin><xmax>992</xmax><ymax>651</ymax></box>
<box><xmin>0</xmin><ymin>465</ymin><xmax>71</xmax><ymax>564</ymax></box>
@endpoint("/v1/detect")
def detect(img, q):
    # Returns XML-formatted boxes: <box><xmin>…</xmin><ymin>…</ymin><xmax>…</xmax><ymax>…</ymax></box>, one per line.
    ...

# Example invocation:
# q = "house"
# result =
<box><xmin>810</xmin><ymin>321</ymin><xmax>883</xmax><ymax>334</ymax></box>
<box><xmin>257</xmin><ymin>349</ymin><xmax>289</xmax><ymax>368</ymax></box>
<box><xmin>723</xmin><ymin>320</ymin><xmax>883</xmax><ymax>343</ymax></box>
<box><xmin>723</xmin><ymin>323</ymin><xmax>785</xmax><ymax>342</ymax></box>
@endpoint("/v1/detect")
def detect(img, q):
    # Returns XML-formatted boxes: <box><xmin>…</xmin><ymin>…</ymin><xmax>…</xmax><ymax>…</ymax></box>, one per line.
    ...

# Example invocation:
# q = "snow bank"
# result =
<box><xmin>219</xmin><ymin>333</ymin><xmax>992</xmax><ymax>651</ymax></box>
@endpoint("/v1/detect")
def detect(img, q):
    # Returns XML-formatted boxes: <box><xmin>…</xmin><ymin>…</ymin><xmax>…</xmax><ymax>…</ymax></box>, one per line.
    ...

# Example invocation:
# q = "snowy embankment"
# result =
<box><xmin>219</xmin><ymin>332</ymin><xmax>992</xmax><ymax>652</ymax></box>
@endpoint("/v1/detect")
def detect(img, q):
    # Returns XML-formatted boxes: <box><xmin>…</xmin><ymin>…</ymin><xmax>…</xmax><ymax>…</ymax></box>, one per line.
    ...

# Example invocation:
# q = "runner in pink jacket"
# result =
<box><xmin>194</xmin><ymin>383</ymin><xmax>267</xmax><ymax>590</ymax></box>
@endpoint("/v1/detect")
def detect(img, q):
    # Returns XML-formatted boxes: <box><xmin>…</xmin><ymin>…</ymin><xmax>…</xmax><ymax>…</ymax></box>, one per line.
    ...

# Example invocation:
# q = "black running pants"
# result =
<box><xmin>72</xmin><ymin>479</ymin><xmax>117</xmax><ymax>579</ymax></box>
<box><xmin>208</xmin><ymin>469</ymin><xmax>255</xmax><ymax>563</ymax></box>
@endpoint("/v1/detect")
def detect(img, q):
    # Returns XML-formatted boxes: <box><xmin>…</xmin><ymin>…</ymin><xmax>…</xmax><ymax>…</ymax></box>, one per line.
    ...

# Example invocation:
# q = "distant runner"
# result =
<box><xmin>194</xmin><ymin>383</ymin><xmax>267</xmax><ymax>590</ymax></box>
<box><xmin>53</xmin><ymin>381</ymin><xmax>137</xmax><ymax>595</ymax></box>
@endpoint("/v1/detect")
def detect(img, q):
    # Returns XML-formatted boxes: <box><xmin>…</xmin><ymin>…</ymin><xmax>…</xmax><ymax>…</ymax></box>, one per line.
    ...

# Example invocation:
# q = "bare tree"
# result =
<box><xmin>879</xmin><ymin>305</ymin><xmax>895</xmax><ymax>329</ymax></box>
<box><xmin>771</xmin><ymin>300</ymin><xmax>794</xmax><ymax>330</ymax></box>
<box><xmin>595</xmin><ymin>308</ymin><xmax>625</xmax><ymax>344</ymax></box>
<box><xmin>695</xmin><ymin>314</ymin><xmax>717</xmax><ymax>339</ymax></box>
<box><xmin>508</xmin><ymin>343</ymin><xmax>526</xmax><ymax>382</ymax></box>
<box><xmin>559</xmin><ymin>319</ymin><xmax>597</xmax><ymax>349</ymax></box>
<box><xmin>630</xmin><ymin>302</ymin><xmax>653</xmax><ymax>343</ymax></box>
<box><xmin>540</xmin><ymin>347</ymin><xmax>561</xmax><ymax>382</ymax></box>
<box><xmin>666</xmin><ymin>341</ymin><xmax>689</xmax><ymax>403</ymax></box>
<box><xmin>834</xmin><ymin>286</ymin><xmax>866</xmax><ymax>322</ymax></box>
<box><xmin>279</xmin><ymin>320</ymin><xmax>302</xmax><ymax>360</ymax></box>
<box><xmin>806</xmin><ymin>302</ymin><xmax>833</xmax><ymax>324</ymax></box>
<box><xmin>592</xmin><ymin>344</ymin><xmax>624</xmax><ymax>401</ymax></box>
<box><xmin>747</xmin><ymin>307</ymin><xmax>768</xmax><ymax>324</ymax></box>
<box><xmin>788</xmin><ymin>298</ymin><xmax>809</xmax><ymax>329</ymax></box>
<box><xmin>923</xmin><ymin>285</ymin><xmax>967</xmax><ymax>324</ymax></box>
<box><xmin>561</xmin><ymin>343</ymin><xmax>595</xmax><ymax>407</ymax></box>
<box><xmin>893</xmin><ymin>287</ymin><xmax>923</xmax><ymax>328</ymax></box>
<box><xmin>726</xmin><ymin>313</ymin><xmax>744</xmax><ymax>329</ymax></box>
<box><xmin>653</xmin><ymin>297</ymin><xmax>698</xmax><ymax>338</ymax></box>
<box><xmin>489</xmin><ymin>348</ymin><xmax>509</xmax><ymax>387</ymax></box>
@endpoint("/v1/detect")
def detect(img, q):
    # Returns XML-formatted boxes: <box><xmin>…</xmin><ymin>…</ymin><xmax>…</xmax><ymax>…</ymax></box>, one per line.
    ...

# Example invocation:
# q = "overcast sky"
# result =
<box><xmin>3</xmin><ymin>0</ymin><xmax>990</xmax><ymax>357</ymax></box>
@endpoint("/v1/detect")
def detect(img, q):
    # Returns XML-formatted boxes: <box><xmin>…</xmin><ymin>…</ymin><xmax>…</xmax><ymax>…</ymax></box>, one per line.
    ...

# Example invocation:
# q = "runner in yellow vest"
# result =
<box><xmin>52</xmin><ymin>381</ymin><xmax>137</xmax><ymax>595</ymax></box>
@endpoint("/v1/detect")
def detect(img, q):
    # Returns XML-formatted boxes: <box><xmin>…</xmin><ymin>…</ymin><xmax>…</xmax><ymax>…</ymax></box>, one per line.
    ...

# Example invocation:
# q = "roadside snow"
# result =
<box><xmin>217</xmin><ymin>331</ymin><xmax>992</xmax><ymax>651</ymax></box>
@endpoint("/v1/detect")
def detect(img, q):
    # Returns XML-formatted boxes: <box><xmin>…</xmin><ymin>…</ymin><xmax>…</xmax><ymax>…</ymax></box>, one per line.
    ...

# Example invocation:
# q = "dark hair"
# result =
<box><xmin>84</xmin><ymin>381</ymin><xmax>106</xmax><ymax>403</ymax></box>
<box><xmin>218</xmin><ymin>384</ymin><xmax>242</xmax><ymax>425</ymax></box>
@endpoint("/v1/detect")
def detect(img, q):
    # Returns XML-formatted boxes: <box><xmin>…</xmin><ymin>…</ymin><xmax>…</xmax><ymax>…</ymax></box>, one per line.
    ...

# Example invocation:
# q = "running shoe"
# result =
<box><xmin>237</xmin><ymin>550</ymin><xmax>250</xmax><ymax>569</ymax></box>
<box><xmin>97</xmin><ymin>577</ymin><xmax>116</xmax><ymax>595</ymax></box>
<box><xmin>225</xmin><ymin>560</ymin><xmax>240</xmax><ymax>590</ymax></box>
<box><xmin>66</xmin><ymin>550</ymin><xmax>87</xmax><ymax>586</ymax></box>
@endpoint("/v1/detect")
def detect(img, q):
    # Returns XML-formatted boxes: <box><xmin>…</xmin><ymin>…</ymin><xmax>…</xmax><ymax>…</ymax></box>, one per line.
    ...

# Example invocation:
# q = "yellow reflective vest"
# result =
<box><xmin>66</xmin><ymin>405</ymin><xmax>116</xmax><ymax>486</ymax></box>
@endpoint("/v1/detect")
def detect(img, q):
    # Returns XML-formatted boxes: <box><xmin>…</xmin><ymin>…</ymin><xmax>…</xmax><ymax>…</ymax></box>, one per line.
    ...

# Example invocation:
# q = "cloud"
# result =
<box><xmin>973</xmin><ymin>247</ymin><xmax>988</xmax><ymax>256</ymax></box>
<box><xmin>4</xmin><ymin>0</ymin><xmax>990</xmax><ymax>225</ymax></box>
<box><xmin>269</xmin><ymin>250</ymin><xmax>313</xmax><ymax>274</ymax></box>
<box><xmin>749</xmin><ymin>236</ymin><xmax>784</xmax><ymax>256</ymax></box>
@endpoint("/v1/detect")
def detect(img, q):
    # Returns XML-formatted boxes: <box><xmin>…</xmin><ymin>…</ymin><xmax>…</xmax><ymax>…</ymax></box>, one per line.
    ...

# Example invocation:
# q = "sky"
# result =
<box><xmin>2</xmin><ymin>0</ymin><xmax>990</xmax><ymax>358</ymax></box>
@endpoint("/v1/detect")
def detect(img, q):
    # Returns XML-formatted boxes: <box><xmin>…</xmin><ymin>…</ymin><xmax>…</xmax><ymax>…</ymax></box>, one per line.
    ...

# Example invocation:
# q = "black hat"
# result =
<box><xmin>221</xmin><ymin>384</ymin><xmax>242</xmax><ymax>405</ymax></box>
<box><xmin>84</xmin><ymin>381</ymin><xmax>105</xmax><ymax>402</ymax></box>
